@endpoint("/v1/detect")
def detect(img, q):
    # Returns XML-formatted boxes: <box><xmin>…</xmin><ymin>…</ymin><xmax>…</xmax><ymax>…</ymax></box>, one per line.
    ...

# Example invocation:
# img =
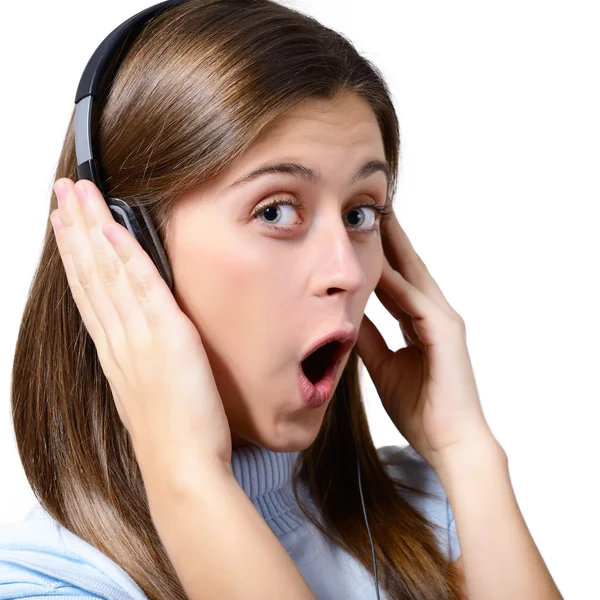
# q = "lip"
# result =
<box><xmin>299</xmin><ymin>326</ymin><xmax>358</xmax><ymax>366</ymax></box>
<box><xmin>297</xmin><ymin>325</ymin><xmax>358</xmax><ymax>409</ymax></box>
<box><xmin>297</xmin><ymin>359</ymin><xmax>342</xmax><ymax>408</ymax></box>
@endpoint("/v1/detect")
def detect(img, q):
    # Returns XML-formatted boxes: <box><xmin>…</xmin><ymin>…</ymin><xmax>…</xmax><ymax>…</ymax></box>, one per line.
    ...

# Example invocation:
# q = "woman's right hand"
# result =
<box><xmin>50</xmin><ymin>178</ymin><xmax>233</xmax><ymax>476</ymax></box>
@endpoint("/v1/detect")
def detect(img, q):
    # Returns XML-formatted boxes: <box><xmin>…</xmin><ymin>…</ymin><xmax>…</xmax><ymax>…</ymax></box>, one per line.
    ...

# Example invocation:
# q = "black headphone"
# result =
<box><xmin>73</xmin><ymin>2</ymin><xmax>380</xmax><ymax>598</ymax></box>
<box><xmin>74</xmin><ymin>1</ymin><xmax>189</xmax><ymax>292</ymax></box>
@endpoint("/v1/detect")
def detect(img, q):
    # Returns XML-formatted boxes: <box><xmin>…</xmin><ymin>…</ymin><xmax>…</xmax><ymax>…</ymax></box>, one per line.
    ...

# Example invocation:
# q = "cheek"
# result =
<box><xmin>175</xmin><ymin>247</ymin><xmax>257</xmax><ymax>336</ymax></box>
<box><xmin>364</xmin><ymin>242</ymin><xmax>385</xmax><ymax>293</ymax></box>
<box><xmin>171</xmin><ymin>232</ymin><xmax>290</xmax><ymax>362</ymax></box>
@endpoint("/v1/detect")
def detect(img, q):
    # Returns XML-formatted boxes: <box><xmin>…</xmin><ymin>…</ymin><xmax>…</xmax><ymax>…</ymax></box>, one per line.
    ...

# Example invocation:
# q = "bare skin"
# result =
<box><xmin>164</xmin><ymin>91</ymin><xmax>388</xmax><ymax>450</ymax></box>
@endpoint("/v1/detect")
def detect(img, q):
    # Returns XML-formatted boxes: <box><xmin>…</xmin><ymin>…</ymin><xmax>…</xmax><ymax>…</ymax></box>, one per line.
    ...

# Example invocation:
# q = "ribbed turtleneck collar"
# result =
<box><xmin>230</xmin><ymin>444</ymin><xmax>312</xmax><ymax>537</ymax></box>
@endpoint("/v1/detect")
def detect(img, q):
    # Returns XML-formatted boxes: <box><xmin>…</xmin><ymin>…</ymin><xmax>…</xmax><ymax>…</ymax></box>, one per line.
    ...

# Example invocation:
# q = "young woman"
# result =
<box><xmin>0</xmin><ymin>1</ymin><xmax>562</xmax><ymax>599</ymax></box>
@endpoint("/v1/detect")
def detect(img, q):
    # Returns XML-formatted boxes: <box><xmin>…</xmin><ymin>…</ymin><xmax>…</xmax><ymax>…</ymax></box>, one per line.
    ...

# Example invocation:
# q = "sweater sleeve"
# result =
<box><xmin>0</xmin><ymin>550</ymin><xmax>123</xmax><ymax>599</ymax></box>
<box><xmin>0</xmin><ymin>507</ymin><xmax>146</xmax><ymax>600</ymax></box>
<box><xmin>377</xmin><ymin>444</ymin><xmax>462</xmax><ymax>562</ymax></box>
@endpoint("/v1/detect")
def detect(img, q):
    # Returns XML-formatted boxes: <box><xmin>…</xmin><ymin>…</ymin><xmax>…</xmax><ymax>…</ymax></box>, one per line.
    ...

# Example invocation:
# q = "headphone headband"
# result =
<box><xmin>75</xmin><ymin>1</ymin><xmax>183</xmax><ymax>103</ymax></box>
<box><xmin>73</xmin><ymin>1</ymin><xmax>187</xmax><ymax>291</ymax></box>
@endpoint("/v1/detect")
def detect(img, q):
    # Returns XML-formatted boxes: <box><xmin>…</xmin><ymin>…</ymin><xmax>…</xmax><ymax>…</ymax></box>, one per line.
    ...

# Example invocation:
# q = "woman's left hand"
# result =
<box><xmin>355</xmin><ymin>211</ymin><xmax>500</xmax><ymax>472</ymax></box>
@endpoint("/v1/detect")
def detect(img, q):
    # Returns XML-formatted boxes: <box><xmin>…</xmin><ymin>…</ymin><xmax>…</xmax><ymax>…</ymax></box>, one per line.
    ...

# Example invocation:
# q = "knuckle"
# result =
<box><xmin>130</xmin><ymin>270</ymin><xmax>154</xmax><ymax>300</ymax></box>
<box><xmin>451</xmin><ymin>311</ymin><xmax>466</xmax><ymax>331</ymax></box>
<box><xmin>74</xmin><ymin>258</ymin><xmax>96</xmax><ymax>291</ymax></box>
<box><xmin>173</xmin><ymin>316</ymin><xmax>202</xmax><ymax>349</ymax></box>
<box><xmin>69</xmin><ymin>281</ymin><xmax>88</xmax><ymax>306</ymax></box>
<box><xmin>98</xmin><ymin>253</ymin><xmax>122</xmax><ymax>285</ymax></box>
<box><xmin>156</xmin><ymin>315</ymin><xmax>194</xmax><ymax>352</ymax></box>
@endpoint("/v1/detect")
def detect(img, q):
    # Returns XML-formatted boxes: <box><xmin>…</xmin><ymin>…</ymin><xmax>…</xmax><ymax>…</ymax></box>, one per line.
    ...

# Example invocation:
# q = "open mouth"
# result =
<box><xmin>300</xmin><ymin>340</ymin><xmax>342</xmax><ymax>384</ymax></box>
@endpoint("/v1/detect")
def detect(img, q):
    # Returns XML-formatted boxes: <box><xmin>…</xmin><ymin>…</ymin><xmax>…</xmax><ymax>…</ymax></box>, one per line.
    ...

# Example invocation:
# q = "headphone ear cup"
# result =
<box><xmin>105</xmin><ymin>197</ymin><xmax>174</xmax><ymax>292</ymax></box>
<box><xmin>135</xmin><ymin>202</ymin><xmax>174</xmax><ymax>292</ymax></box>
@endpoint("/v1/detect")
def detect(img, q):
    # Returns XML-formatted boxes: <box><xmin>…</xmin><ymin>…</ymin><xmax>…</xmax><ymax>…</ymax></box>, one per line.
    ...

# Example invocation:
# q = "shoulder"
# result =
<box><xmin>377</xmin><ymin>444</ymin><xmax>461</xmax><ymax>562</ymax></box>
<box><xmin>0</xmin><ymin>504</ymin><xmax>146</xmax><ymax>599</ymax></box>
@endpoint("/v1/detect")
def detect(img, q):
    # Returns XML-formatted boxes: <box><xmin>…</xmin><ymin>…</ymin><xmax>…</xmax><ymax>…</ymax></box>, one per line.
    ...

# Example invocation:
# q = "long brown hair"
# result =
<box><xmin>11</xmin><ymin>1</ymin><xmax>463</xmax><ymax>598</ymax></box>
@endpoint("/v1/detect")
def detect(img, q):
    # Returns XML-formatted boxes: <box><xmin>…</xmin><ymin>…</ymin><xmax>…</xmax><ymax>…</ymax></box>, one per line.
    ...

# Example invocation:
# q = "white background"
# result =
<box><xmin>1</xmin><ymin>1</ymin><xmax>598</xmax><ymax>597</ymax></box>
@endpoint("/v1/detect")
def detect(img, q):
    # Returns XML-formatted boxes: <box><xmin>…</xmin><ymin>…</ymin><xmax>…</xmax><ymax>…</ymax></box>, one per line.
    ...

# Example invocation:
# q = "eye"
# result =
<box><xmin>251</xmin><ymin>196</ymin><xmax>393</xmax><ymax>235</ymax></box>
<box><xmin>252</xmin><ymin>197</ymin><xmax>302</xmax><ymax>230</ymax></box>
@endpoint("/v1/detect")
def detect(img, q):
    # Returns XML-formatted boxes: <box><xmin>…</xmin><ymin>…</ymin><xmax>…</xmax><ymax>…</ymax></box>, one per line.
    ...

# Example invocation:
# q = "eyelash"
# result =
<box><xmin>251</xmin><ymin>196</ymin><xmax>394</xmax><ymax>236</ymax></box>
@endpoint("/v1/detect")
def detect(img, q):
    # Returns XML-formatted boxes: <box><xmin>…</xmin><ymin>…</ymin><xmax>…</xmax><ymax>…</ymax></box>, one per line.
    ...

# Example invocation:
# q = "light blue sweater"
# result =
<box><xmin>0</xmin><ymin>444</ymin><xmax>460</xmax><ymax>599</ymax></box>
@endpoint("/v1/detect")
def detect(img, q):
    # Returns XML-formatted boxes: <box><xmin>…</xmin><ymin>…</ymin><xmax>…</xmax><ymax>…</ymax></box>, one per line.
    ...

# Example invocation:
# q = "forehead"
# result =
<box><xmin>222</xmin><ymin>94</ymin><xmax>386</xmax><ymax>188</ymax></box>
<box><xmin>183</xmin><ymin>93</ymin><xmax>388</xmax><ymax>208</ymax></box>
<box><xmin>253</xmin><ymin>93</ymin><xmax>383</xmax><ymax>149</ymax></box>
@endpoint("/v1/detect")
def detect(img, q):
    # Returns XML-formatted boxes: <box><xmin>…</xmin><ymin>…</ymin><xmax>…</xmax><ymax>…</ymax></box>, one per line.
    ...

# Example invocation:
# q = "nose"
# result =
<box><xmin>309</xmin><ymin>216</ymin><xmax>367</xmax><ymax>297</ymax></box>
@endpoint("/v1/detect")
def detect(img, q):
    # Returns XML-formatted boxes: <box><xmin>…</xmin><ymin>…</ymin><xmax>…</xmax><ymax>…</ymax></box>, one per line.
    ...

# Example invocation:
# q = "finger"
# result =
<box><xmin>374</xmin><ymin>284</ymin><xmax>421</xmax><ymax>348</ymax></box>
<box><xmin>378</xmin><ymin>258</ymin><xmax>436</xmax><ymax>321</ymax></box>
<box><xmin>49</xmin><ymin>209</ymin><xmax>107</xmax><ymax>353</ymax></box>
<box><xmin>74</xmin><ymin>179</ymin><xmax>154</xmax><ymax>341</ymax></box>
<box><xmin>101</xmin><ymin>219</ymin><xmax>184</xmax><ymax>334</ymax></box>
<box><xmin>374</xmin><ymin>280</ymin><xmax>403</xmax><ymax>321</ymax></box>
<box><xmin>53</xmin><ymin>179</ymin><xmax>126</xmax><ymax>352</ymax></box>
<box><xmin>379</xmin><ymin>259</ymin><xmax>458</xmax><ymax>348</ymax></box>
<box><xmin>355</xmin><ymin>312</ymin><xmax>393</xmax><ymax>380</ymax></box>
<box><xmin>62</xmin><ymin>179</ymin><xmax>187</xmax><ymax>343</ymax></box>
<box><xmin>381</xmin><ymin>211</ymin><xmax>454</xmax><ymax>311</ymax></box>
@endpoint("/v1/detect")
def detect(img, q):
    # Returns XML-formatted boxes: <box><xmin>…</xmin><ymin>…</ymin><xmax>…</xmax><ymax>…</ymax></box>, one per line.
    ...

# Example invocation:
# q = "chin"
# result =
<box><xmin>233</xmin><ymin>423</ymin><xmax>321</xmax><ymax>454</ymax></box>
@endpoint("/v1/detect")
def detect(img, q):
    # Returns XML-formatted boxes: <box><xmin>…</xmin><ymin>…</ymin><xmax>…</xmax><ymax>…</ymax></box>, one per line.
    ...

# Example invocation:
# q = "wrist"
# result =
<box><xmin>132</xmin><ymin>427</ymin><xmax>232</xmax><ymax>476</ymax></box>
<box><xmin>136</xmin><ymin>444</ymin><xmax>234</xmax><ymax>500</ymax></box>
<box><xmin>431</xmin><ymin>432</ymin><xmax>507</xmax><ymax>482</ymax></box>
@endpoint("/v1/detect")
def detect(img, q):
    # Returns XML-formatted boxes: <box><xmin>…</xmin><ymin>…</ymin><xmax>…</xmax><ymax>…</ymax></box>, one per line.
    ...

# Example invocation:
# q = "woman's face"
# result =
<box><xmin>166</xmin><ymin>92</ymin><xmax>388</xmax><ymax>452</ymax></box>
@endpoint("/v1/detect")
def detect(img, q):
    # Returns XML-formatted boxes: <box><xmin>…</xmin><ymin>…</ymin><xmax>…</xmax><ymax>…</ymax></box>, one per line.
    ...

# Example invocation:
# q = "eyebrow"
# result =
<box><xmin>223</xmin><ymin>159</ymin><xmax>391</xmax><ymax>192</ymax></box>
